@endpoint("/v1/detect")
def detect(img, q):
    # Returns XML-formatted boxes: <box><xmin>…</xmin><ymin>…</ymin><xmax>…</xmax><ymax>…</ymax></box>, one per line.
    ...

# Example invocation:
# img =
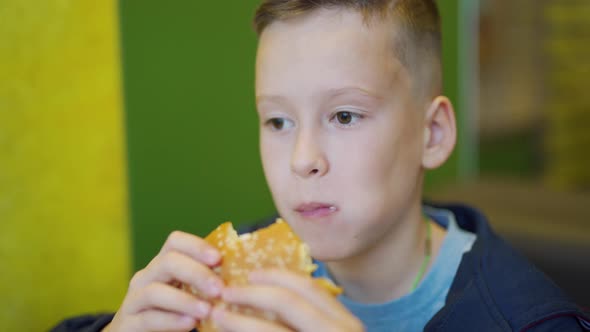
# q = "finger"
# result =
<box><xmin>249</xmin><ymin>269</ymin><xmax>349</xmax><ymax>319</ymax></box>
<box><xmin>211</xmin><ymin>306</ymin><xmax>293</xmax><ymax>332</ymax></box>
<box><xmin>125</xmin><ymin>282</ymin><xmax>211</xmax><ymax>319</ymax></box>
<box><xmin>159</xmin><ymin>230</ymin><xmax>221</xmax><ymax>267</ymax></box>
<box><xmin>129</xmin><ymin>310</ymin><xmax>197</xmax><ymax>332</ymax></box>
<box><xmin>221</xmin><ymin>284</ymin><xmax>331</xmax><ymax>331</ymax></box>
<box><xmin>130</xmin><ymin>251</ymin><xmax>223</xmax><ymax>298</ymax></box>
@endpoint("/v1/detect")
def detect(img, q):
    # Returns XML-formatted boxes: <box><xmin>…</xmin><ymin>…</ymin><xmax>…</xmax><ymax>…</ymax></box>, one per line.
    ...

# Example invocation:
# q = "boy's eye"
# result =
<box><xmin>336</xmin><ymin>112</ymin><xmax>352</xmax><ymax>124</ymax></box>
<box><xmin>331</xmin><ymin>111</ymin><xmax>362</xmax><ymax>127</ymax></box>
<box><xmin>265</xmin><ymin>117</ymin><xmax>293</xmax><ymax>131</ymax></box>
<box><xmin>270</xmin><ymin>118</ymin><xmax>284</xmax><ymax>130</ymax></box>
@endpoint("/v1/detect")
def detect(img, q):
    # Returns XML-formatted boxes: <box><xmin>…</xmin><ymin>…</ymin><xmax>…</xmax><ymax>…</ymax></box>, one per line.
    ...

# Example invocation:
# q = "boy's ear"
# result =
<box><xmin>422</xmin><ymin>96</ymin><xmax>457</xmax><ymax>170</ymax></box>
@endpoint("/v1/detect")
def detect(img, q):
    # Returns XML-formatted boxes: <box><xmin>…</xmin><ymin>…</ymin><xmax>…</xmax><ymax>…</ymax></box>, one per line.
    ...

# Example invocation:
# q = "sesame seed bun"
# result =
<box><xmin>181</xmin><ymin>218</ymin><xmax>342</xmax><ymax>331</ymax></box>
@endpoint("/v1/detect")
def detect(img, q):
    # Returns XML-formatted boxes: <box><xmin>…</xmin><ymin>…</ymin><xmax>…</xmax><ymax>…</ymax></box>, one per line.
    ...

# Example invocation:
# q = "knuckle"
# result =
<box><xmin>162</xmin><ymin>251</ymin><xmax>181</xmax><ymax>271</ymax></box>
<box><xmin>166</xmin><ymin>230</ymin><xmax>183</xmax><ymax>246</ymax></box>
<box><xmin>128</xmin><ymin>270</ymin><xmax>145</xmax><ymax>289</ymax></box>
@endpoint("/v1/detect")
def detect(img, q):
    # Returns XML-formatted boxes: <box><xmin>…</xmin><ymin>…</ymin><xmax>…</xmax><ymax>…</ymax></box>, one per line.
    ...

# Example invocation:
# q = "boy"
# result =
<box><xmin>55</xmin><ymin>0</ymin><xmax>589</xmax><ymax>331</ymax></box>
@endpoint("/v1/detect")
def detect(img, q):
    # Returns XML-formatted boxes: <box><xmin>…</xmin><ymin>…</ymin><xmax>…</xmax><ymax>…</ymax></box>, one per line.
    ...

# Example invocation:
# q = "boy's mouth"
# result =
<box><xmin>294</xmin><ymin>202</ymin><xmax>338</xmax><ymax>219</ymax></box>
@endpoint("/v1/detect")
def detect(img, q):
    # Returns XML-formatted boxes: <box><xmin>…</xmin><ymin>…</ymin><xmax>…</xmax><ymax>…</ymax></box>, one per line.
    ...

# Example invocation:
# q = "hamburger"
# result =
<box><xmin>180</xmin><ymin>218</ymin><xmax>342</xmax><ymax>332</ymax></box>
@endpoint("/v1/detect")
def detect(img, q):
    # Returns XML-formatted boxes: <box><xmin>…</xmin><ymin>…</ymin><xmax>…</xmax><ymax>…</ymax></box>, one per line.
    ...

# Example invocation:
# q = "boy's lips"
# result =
<box><xmin>294</xmin><ymin>202</ymin><xmax>338</xmax><ymax>219</ymax></box>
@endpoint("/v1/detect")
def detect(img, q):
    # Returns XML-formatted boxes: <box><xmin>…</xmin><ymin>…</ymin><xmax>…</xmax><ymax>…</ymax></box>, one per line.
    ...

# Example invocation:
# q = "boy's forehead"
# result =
<box><xmin>255</xmin><ymin>8</ymin><xmax>408</xmax><ymax>98</ymax></box>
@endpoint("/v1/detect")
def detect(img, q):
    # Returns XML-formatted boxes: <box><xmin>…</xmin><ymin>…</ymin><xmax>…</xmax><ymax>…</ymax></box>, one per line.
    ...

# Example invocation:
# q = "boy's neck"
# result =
<box><xmin>325</xmin><ymin>201</ymin><xmax>446</xmax><ymax>304</ymax></box>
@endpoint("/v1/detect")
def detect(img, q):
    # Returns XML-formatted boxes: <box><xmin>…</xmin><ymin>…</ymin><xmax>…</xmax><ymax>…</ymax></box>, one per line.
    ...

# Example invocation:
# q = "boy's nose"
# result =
<box><xmin>290</xmin><ymin>132</ymin><xmax>328</xmax><ymax>178</ymax></box>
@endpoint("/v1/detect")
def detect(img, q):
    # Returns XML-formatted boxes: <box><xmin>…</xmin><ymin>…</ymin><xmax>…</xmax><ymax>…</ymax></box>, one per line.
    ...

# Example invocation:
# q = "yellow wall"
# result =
<box><xmin>0</xmin><ymin>1</ymin><xmax>130</xmax><ymax>330</ymax></box>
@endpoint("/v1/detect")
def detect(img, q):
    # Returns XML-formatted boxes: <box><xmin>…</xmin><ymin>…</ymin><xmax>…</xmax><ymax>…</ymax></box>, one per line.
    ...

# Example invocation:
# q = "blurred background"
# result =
<box><xmin>0</xmin><ymin>0</ymin><xmax>588</xmax><ymax>330</ymax></box>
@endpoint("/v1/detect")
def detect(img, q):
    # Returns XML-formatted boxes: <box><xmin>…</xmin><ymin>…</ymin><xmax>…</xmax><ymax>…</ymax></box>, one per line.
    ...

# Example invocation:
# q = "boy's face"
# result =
<box><xmin>256</xmin><ymin>9</ymin><xmax>426</xmax><ymax>261</ymax></box>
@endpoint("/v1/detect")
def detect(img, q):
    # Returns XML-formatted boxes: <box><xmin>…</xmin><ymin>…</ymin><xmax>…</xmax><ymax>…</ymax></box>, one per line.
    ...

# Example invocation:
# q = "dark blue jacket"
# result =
<box><xmin>52</xmin><ymin>203</ymin><xmax>590</xmax><ymax>331</ymax></box>
<box><xmin>423</xmin><ymin>203</ymin><xmax>589</xmax><ymax>331</ymax></box>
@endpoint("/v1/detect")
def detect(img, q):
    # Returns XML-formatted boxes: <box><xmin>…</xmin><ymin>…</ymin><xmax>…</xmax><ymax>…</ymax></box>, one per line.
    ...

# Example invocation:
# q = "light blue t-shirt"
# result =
<box><xmin>313</xmin><ymin>206</ymin><xmax>476</xmax><ymax>332</ymax></box>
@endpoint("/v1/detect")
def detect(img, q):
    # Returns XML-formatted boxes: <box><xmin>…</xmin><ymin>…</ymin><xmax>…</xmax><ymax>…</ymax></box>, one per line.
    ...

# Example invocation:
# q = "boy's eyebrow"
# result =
<box><xmin>256</xmin><ymin>87</ymin><xmax>382</xmax><ymax>105</ymax></box>
<box><xmin>256</xmin><ymin>94</ymin><xmax>288</xmax><ymax>105</ymax></box>
<box><xmin>325</xmin><ymin>87</ymin><xmax>383</xmax><ymax>100</ymax></box>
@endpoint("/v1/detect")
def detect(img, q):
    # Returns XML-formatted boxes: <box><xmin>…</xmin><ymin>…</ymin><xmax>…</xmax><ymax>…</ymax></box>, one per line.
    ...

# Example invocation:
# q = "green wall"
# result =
<box><xmin>119</xmin><ymin>1</ymin><xmax>461</xmax><ymax>271</ymax></box>
<box><xmin>119</xmin><ymin>1</ymin><xmax>274</xmax><ymax>271</ymax></box>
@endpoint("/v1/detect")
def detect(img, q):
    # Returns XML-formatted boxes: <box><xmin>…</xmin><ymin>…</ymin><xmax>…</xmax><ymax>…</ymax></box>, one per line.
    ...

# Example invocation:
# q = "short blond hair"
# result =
<box><xmin>253</xmin><ymin>0</ymin><xmax>442</xmax><ymax>98</ymax></box>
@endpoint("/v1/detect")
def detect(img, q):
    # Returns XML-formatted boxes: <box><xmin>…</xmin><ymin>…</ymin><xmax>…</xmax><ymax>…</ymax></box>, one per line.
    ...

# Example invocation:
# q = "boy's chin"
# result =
<box><xmin>307</xmin><ymin>241</ymin><xmax>359</xmax><ymax>263</ymax></box>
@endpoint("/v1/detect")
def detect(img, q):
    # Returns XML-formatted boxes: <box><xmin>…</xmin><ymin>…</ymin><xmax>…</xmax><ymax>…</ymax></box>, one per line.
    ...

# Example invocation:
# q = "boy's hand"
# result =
<box><xmin>212</xmin><ymin>269</ymin><xmax>365</xmax><ymax>332</ymax></box>
<box><xmin>104</xmin><ymin>231</ymin><xmax>223</xmax><ymax>332</ymax></box>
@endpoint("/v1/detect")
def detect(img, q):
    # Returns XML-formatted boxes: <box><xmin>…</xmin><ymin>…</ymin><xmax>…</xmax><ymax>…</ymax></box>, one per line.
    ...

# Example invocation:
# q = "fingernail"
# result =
<box><xmin>196</xmin><ymin>301</ymin><xmax>210</xmax><ymax>317</ymax></box>
<box><xmin>206</xmin><ymin>249</ymin><xmax>220</xmax><ymax>264</ymax></box>
<box><xmin>181</xmin><ymin>315</ymin><xmax>195</xmax><ymax>326</ymax></box>
<box><xmin>208</xmin><ymin>278</ymin><xmax>221</xmax><ymax>296</ymax></box>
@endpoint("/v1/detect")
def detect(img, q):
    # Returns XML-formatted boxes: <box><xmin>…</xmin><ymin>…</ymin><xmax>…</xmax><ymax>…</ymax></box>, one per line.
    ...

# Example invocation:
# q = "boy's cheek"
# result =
<box><xmin>261</xmin><ymin>146</ymin><xmax>290</xmax><ymax>180</ymax></box>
